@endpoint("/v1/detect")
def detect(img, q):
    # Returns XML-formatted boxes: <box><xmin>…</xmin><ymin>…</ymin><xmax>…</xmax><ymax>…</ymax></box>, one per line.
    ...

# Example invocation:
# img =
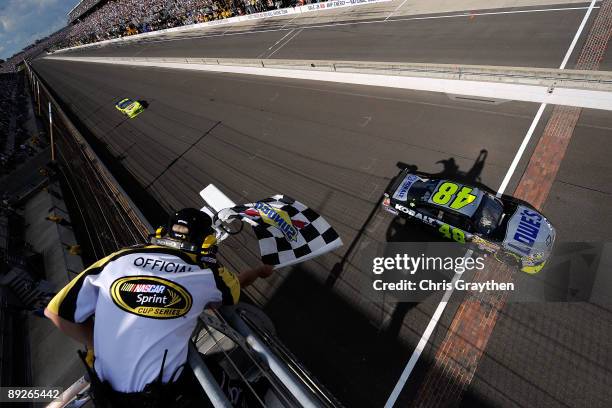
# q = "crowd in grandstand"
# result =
<box><xmin>68</xmin><ymin>0</ymin><xmax>105</xmax><ymax>23</ymax></box>
<box><xmin>0</xmin><ymin>28</ymin><xmax>69</xmax><ymax>74</ymax></box>
<box><xmin>0</xmin><ymin>73</ymin><xmax>38</xmax><ymax>175</ymax></box>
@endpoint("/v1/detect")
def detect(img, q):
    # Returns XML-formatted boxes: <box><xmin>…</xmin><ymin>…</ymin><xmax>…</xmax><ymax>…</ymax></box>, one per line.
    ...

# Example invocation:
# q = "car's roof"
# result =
<box><xmin>389</xmin><ymin>172</ymin><xmax>485</xmax><ymax>218</ymax></box>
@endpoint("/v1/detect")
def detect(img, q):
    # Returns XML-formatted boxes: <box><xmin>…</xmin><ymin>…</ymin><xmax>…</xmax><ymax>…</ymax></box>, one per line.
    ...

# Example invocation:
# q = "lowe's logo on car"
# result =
<box><xmin>255</xmin><ymin>202</ymin><xmax>299</xmax><ymax>242</ymax></box>
<box><xmin>505</xmin><ymin>207</ymin><xmax>543</xmax><ymax>255</ymax></box>
<box><xmin>393</xmin><ymin>174</ymin><xmax>420</xmax><ymax>201</ymax></box>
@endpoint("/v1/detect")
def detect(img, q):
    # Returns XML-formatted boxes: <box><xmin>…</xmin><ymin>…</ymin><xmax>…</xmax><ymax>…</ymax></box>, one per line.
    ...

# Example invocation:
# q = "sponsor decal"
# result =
<box><xmin>505</xmin><ymin>208</ymin><xmax>543</xmax><ymax>256</ymax></box>
<box><xmin>394</xmin><ymin>204</ymin><xmax>437</xmax><ymax>225</ymax></box>
<box><xmin>243</xmin><ymin>202</ymin><xmax>304</xmax><ymax>241</ymax></box>
<box><xmin>472</xmin><ymin>235</ymin><xmax>499</xmax><ymax>254</ymax></box>
<box><xmin>393</xmin><ymin>174</ymin><xmax>420</xmax><ymax>201</ymax></box>
<box><xmin>246</xmin><ymin>8</ymin><xmax>290</xmax><ymax>19</ymax></box>
<box><xmin>110</xmin><ymin>276</ymin><xmax>192</xmax><ymax>319</ymax></box>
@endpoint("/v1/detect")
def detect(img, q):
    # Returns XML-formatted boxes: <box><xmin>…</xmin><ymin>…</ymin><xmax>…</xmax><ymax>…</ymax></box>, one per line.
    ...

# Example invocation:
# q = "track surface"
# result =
<box><xmin>33</xmin><ymin>56</ymin><xmax>612</xmax><ymax>407</ymax></box>
<box><xmin>34</xmin><ymin>3</ymin><xmax>612</xmax><ymax>407</ymax></box>
<box><xmin>61</xmin><ymin>4</ymin><xmax>597</xmax><ymax>68</ymax></box>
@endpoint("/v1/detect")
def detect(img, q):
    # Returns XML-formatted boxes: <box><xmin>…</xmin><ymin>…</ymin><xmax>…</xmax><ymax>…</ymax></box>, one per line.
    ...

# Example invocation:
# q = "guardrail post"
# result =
<box><xmin>49</xmin><ymin>102</ymin><xmax>55</xmax><ymax>161</ymax></box>
<box><xmin>187</xmin><ymin>343</ymin><xmax>232</xmax><ymax>408</ymax></box>
<box><xmin>221</xmin><ymin>308</ymin><xmax>322</xmax><ymax>408</ymax></box>
<box><xmin>37</xmin><ymin>81</ymin><xmax>41</xmax><ymax>115</ymax></box>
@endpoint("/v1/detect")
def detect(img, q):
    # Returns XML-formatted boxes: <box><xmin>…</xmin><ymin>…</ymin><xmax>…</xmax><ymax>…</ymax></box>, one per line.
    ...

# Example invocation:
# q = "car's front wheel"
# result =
<box><xmin>494</xmin><ymin>251</ymin><xmax>521</xmax><ymax>269</ymax></box>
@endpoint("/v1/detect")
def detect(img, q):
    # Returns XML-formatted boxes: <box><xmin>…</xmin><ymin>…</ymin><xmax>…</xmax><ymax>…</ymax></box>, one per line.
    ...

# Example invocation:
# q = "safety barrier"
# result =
<box><xmin>23</xmin><ymin>61</ymin><xmax>152</xmax><ymax>260</ymax></box>
<box><xmin>47</xmin><ymin>55</ymin><xmax>612</xmax><ymax>91</ymax></box>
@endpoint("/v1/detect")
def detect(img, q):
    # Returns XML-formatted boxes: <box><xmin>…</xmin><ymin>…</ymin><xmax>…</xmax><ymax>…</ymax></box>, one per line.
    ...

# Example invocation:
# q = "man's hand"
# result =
<box><xmin>238</xmin><ymin>264</ymin><xmax>274</xmax><ymax>287</ymax></box>
<box><xmin>44</xmin><ymin>308</ymin><xmax>94</xmax><ymax>350</ymax></box>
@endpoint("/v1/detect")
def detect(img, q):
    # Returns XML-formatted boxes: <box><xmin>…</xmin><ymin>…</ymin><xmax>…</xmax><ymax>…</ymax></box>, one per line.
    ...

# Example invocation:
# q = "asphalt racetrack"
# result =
<box><xmin>59</xmin><ymin>4</ymin><xmax>612</xmax><ymax>69</ymax></box>
<box><xmin>34</xmin><ymin>2</ymin><xmax>612</xmax><ymax>407</ymax></box>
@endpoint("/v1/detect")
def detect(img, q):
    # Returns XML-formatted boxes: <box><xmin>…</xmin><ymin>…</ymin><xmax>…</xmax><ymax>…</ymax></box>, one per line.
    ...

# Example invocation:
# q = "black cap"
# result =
<box><xmin>167</xmin><ymin>208</ymin><xmax>214</xmax><ymax>247</ymax></box>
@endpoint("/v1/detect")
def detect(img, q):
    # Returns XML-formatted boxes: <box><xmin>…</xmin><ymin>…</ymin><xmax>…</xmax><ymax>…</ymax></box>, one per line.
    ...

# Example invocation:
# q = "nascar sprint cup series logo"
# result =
<box><xmin>110</xmin><ymin>276</ymin><xmax>192</xmax><ymax>319</ymax></box>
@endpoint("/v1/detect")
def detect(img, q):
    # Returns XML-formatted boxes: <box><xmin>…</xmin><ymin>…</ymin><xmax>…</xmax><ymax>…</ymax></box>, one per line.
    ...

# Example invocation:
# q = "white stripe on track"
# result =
<box><xmin>385</xmin><ymin>0</ymin><xmax>410</xmax><ymax>21</ymax></box>
<box><xmin>559</xmin><ymin>0</ymin><xmax>598</xmax><ymax>69</ymax></box>
<box><xmin>496</xmin><ymin>103</ymin><xmax>547</xmax><ymax>196</ymax></box>
<box><xmin>384</xmin><ymin>1</ymin><xmax>600</xmax><ymax>405</ymax></box>
<box><xmin>267</xmin><ymin>28</ymin><xmax>303</xmax><ymax>58</ymax></box>
<box><xmin>257</xmin><ymin>29</ymin><xmax>295</xmax><ymax>58</ymax></box>
<box><xmin>497</xmin><ymin>0</ymin><xmax>597</xmax><ymax>196</ymax></box>
<box><xmin>383</xmin><ymin>251</ymin><xmax>472</xmax><ymax>408</ymax></box>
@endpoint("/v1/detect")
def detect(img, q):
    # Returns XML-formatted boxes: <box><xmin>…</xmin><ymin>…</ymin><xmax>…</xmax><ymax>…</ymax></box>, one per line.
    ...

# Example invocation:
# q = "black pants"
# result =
<box><xmin>90</xmin><ymin>357</ymin><xmax>267</xmax><ymax>408</ymax></box>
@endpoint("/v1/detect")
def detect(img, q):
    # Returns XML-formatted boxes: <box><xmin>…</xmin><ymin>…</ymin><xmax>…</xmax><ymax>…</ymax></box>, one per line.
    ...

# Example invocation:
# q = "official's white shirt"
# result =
<box><xmin>47</xmin><ymin>245</ymin><xmax>240</xmax><ymax>392</ymax></box>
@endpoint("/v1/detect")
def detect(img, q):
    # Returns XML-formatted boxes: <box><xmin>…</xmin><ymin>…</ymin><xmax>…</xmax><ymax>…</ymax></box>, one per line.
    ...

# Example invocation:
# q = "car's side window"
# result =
<box><xmin>441</xmin><ymin>211</ymin><xmax>471</xmax><ymax>231</ymax></box>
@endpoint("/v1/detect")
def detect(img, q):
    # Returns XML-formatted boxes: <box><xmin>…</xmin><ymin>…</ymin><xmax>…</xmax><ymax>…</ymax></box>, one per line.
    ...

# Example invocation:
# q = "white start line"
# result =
<box><xmin>383</xmin><ymin>1</ymin><xmax>599</xmax><ymax>407</ymax></box>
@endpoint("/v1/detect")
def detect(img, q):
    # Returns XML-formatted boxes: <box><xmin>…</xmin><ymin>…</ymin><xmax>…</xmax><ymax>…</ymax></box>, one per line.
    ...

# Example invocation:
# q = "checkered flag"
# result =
<box><xmin>222</xmin><ymin>195</ymin><xmax>342</xmax><ymax>268</ymax></box>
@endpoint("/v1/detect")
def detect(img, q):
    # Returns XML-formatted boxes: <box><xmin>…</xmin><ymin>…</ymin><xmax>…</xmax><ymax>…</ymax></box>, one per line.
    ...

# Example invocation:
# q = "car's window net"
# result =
<box><xmin>474</xmin><ymin>195</ymin><xmax>504</xmax><ymax>235</ymax></box>
<box><xmin>408</xmin><ymin>180</ymin><xmax>438</xmax><ymax>202</ymax></box>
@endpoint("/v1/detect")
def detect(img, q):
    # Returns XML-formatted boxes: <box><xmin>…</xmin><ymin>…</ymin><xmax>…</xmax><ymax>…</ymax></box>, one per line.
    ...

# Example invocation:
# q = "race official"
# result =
<box><xmin>45</xmin><ymin>208</ymin><xmax>273</xmax><ymax>407</ymax></box>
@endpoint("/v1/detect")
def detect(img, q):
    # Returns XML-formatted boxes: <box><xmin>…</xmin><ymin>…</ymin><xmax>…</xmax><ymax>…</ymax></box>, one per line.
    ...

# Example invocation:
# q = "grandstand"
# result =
<box><xmin>0</xmin><ymin>74</ymin><xmax>21</xmax><ymax>175</ymax></box>
<box><xmin>68</xmin><ymin>0</ymin><xmax>109</xmax><ymax>24</ymax></box>
<box><xmin>0</xmin><ymin>28</ymin><xmax>69</xmax><ymax>74</ymax></box>
<box><xmin>0</xmin><ymin>75</ymin><xmax>17</xmax><ymax>160</ymax></box>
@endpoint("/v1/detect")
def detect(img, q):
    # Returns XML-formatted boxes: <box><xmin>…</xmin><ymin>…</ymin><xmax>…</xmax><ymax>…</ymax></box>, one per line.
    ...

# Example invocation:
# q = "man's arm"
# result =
<box><xmin>43</xmin><ymin>308</ymin><xmax>94</xmax><ymax>349</ymax></box>
<box><xmin>238</xmin><ymin>264</ymin><xmax>274</xmax><ymax>288</ymax></box>
<box><xmin>212</xmin><ymin>264</ymin><xmax>274</xmax><ymax>307</ymax></box>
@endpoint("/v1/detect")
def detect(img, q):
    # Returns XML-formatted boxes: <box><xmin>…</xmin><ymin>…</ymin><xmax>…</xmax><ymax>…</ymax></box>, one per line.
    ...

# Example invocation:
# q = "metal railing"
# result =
<box><xmin>24</xmin><ymin>60</ymin><xmax>151</xmax><ymax>260</ymax></box>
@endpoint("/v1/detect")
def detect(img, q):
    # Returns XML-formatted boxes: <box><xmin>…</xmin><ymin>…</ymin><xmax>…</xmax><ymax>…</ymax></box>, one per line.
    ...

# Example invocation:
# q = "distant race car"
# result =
<box><xmin>115</xmin><ymin>98</ymin><xmax>144</xmax><ymax>118</ymax></box>
<box><xmin>383</xmin><ymin>169</ymin><xmax>556</xmax><ymax>274</ymax></box>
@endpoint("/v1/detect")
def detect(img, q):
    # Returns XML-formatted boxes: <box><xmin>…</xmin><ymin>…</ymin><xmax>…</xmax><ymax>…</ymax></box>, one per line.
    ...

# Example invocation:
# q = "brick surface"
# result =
<box><xmin>514</xmin><ymin>106</ymin><xmax>582</xmax><ymax>208</ymax></box>
<box><xmin>516</xmin><ymin>0</ymin><xmax>612</xmax><ymax>208</ymax></box>
<box><xmin>410</xmin><ymin>2</ymin><xmax>612</xmax><ymax>406</ymax></box>
<box><xmin>411</xmin><ymin>261</ymin><xmax>514</xmax><ymax>408</ymax></box>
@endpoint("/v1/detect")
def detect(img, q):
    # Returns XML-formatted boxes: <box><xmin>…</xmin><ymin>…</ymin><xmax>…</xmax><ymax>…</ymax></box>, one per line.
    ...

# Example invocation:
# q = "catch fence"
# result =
<box><xmin>24</xmin><ymin>61</ymin><xmax>152</xmax><ymax>261</ymax></box>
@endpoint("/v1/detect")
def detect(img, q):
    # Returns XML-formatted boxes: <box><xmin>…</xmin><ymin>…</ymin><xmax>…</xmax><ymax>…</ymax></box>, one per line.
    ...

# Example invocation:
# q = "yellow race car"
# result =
<box><xmin>115</xmin><ymin>98</ymin><xmax>144</xmax><ymax>118</ymax></box>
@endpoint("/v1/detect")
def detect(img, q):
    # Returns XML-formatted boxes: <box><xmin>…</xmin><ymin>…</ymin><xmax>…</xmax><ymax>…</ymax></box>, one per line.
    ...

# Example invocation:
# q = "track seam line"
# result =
<box><xmin>385</xmin><ymin>0</ymin><xmax>410</xmax><ymax>21</ymax></box>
